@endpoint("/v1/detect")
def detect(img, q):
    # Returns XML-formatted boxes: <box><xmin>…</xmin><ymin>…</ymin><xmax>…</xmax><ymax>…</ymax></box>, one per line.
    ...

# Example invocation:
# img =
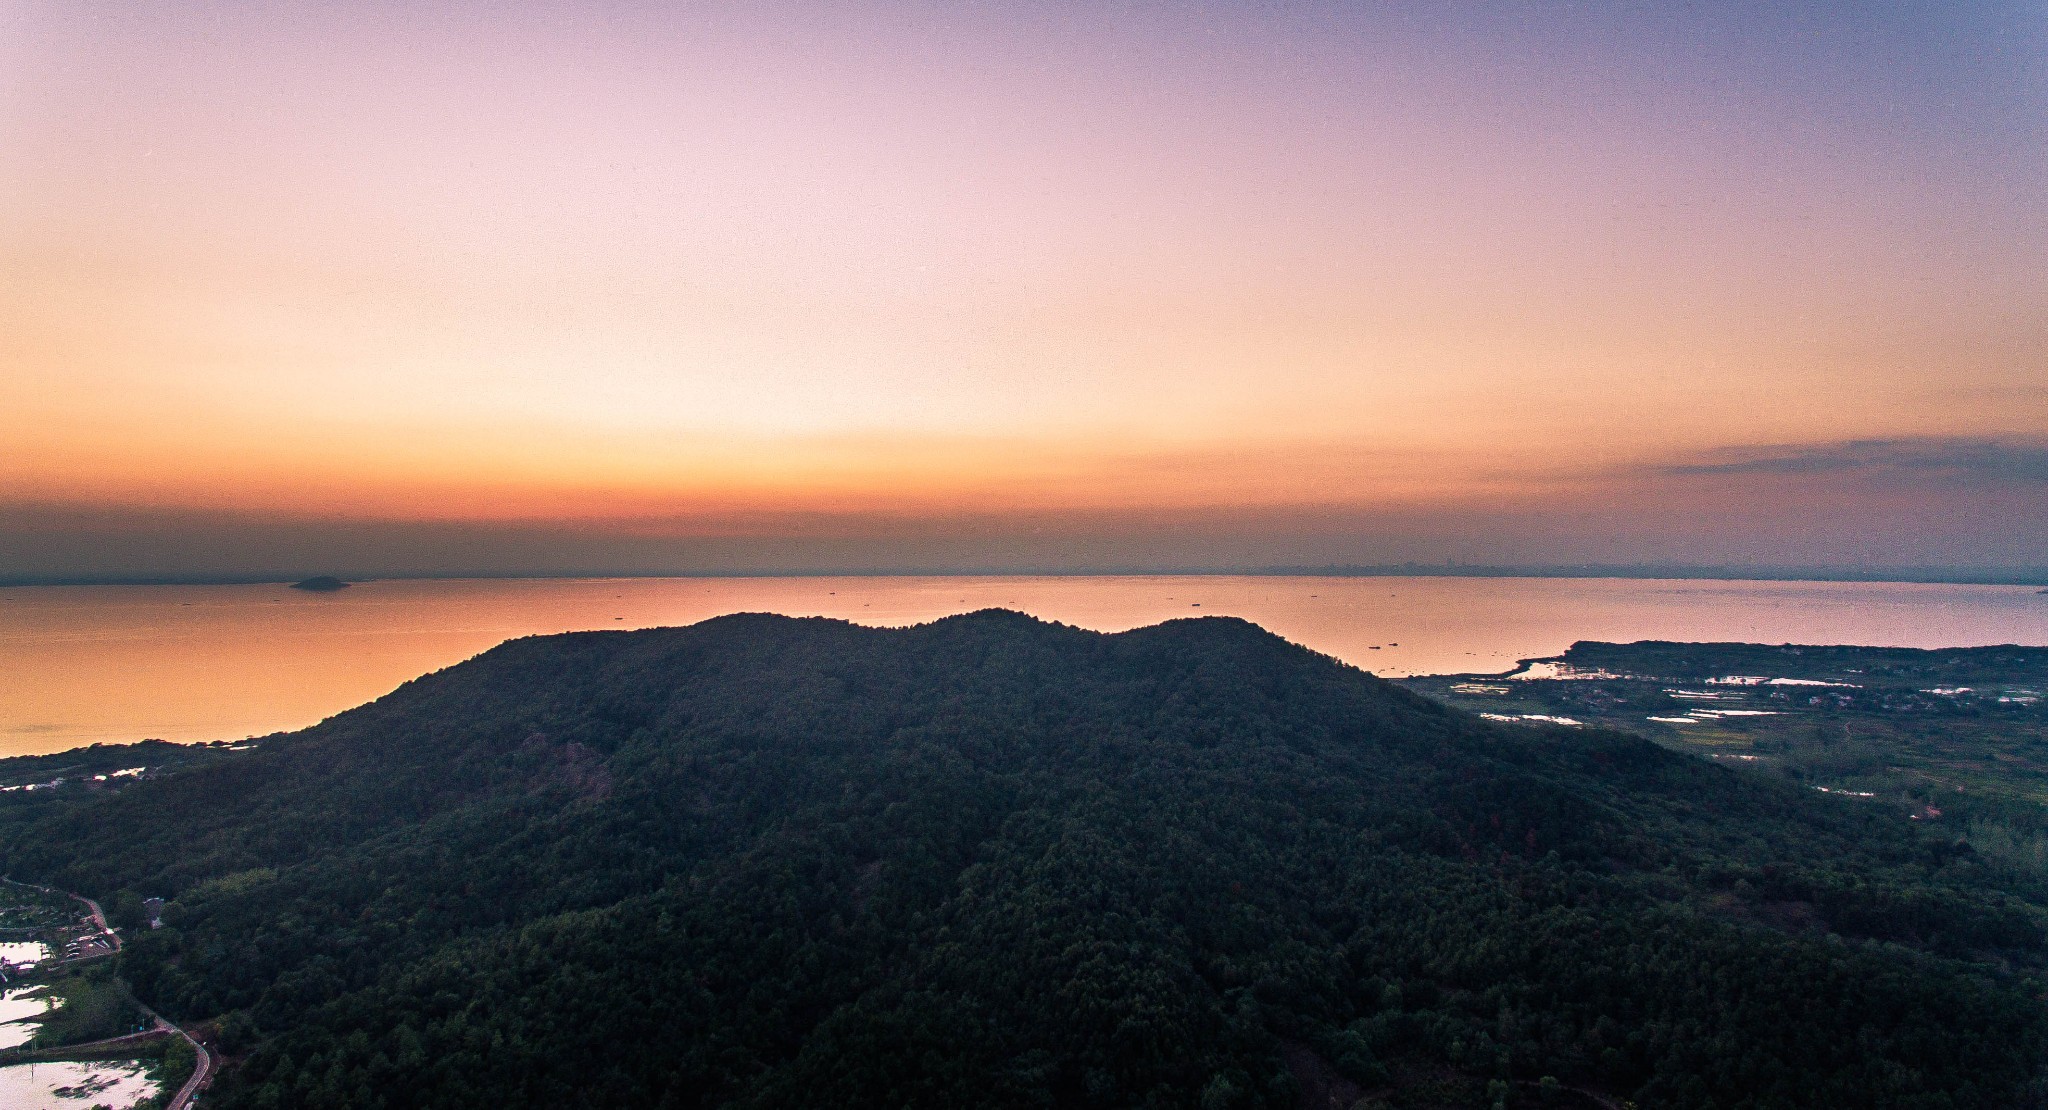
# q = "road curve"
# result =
<box><xmin>145</xmin><ymin>1007</ymin><xmax>214</xmax><ymax>1110</ymax></box>
<box><xmin>70</xmin><ymin>893</ymin><xmax>216</xmax><ymax>1108</ymax></box>
<box><xmin>75</xmin><ymin>893</ymin><xmax>112</xmax><ymax>938</ymax></box>
<box><xmin>21</xmin><ymin>881</ymin><xmax>217</xmax><ymax>1109</ymax></box>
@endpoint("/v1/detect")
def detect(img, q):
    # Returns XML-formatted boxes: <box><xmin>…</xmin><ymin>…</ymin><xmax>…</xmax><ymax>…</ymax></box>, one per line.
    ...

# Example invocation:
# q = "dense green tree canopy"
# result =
<box><xmin>1</xmin><ymin>612</ymin><xmax>2042</xmax><ymax>1108</ymax></box>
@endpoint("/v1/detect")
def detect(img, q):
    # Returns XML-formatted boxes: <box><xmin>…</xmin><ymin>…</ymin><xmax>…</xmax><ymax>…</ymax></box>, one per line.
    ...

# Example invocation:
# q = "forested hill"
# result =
<box><xmin>2</xmin><ymin>611</ymin><xmax>2046</xmax><ymax>1108</ymax></box>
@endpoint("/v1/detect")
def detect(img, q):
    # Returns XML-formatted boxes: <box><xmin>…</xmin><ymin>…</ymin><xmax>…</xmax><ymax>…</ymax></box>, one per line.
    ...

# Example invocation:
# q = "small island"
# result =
<box><xmin>288</xmin><ymin>576</ymin><xmax>350</xmax><ymax>592</ymax></box>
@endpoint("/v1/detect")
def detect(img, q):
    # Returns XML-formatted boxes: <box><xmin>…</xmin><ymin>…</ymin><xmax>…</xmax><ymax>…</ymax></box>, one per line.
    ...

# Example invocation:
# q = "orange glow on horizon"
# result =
<box><xmin>2</xmin><ymin>3</ymin><xmax>2043</xmax><ymax>574</ymax></box>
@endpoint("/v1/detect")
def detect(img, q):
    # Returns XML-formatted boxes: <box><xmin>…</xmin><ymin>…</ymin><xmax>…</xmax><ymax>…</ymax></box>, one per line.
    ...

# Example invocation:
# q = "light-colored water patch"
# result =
<box><xmin>1709</xmin><ymin>676</ymin><xmax>1857</xmax><ymax>687</ymax></box>
<box><xmin>0</xmin><ymin>1059</ymin><xmax>159</xmax><ymax>1110</ymax></box>
<box><xmin>0</xmin><ymin>986</ymin><xmax>53</xmax><ymax>1049</ymax></box>
<box><xmin>0</xmin><ymin>985</ymin><xmax>52</xmax><ymax>1021</ymax></box>
<box><xmin>0</xmin><ymin>942</ymin><xmax>51</xmax><ymax>966</ymax></box>
<box><xmin>1512</xmin><ymin>663</ymin><xmax>1629</xmax><ymax>681</ymax></box>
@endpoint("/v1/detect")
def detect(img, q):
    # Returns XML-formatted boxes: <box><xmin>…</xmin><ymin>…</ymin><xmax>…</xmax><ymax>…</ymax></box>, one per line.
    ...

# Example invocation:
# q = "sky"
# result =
<box><xmin>3</xmin><ymin>0</ymin><xmax>2045</xmax><ymax>580</ymax></box>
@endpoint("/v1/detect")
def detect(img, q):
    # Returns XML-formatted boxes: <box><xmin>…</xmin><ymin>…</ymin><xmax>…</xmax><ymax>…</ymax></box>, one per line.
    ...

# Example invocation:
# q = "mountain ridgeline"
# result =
<box><xmin>2</xmin><ymin>612</ymin><xmax>2044</xmax><ymax>1108</ymax></box>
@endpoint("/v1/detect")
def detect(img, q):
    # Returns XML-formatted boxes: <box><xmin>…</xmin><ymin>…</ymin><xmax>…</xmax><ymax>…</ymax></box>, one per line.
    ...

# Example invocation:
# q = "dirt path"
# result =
<box><xmin>0</xmin><ymin>1025</ymin><xmax>171</xmax><ymax>1062</ymax></box>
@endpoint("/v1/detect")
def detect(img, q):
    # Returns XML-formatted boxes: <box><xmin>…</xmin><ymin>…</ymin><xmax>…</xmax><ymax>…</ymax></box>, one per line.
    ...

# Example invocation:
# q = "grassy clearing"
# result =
<box><xmin>25</xmin><ymin>960</ymin><xmax>148</xmax><ymax>1048</ymax></box>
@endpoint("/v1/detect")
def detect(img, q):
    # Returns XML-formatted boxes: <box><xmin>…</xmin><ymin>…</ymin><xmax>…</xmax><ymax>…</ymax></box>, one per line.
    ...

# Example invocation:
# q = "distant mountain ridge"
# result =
<box><xmin>1</xmin><ymin>611</ymin><xmax>2043</xmax><ymax>1108</ymax></box>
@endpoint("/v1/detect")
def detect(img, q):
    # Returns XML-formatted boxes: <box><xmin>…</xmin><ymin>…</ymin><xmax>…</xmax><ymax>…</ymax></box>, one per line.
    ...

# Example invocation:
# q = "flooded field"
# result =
<box><xmin>0</xmin><ymin>942</ymin><xmax>51</xmax><ymax>967</ymax></box>
<box><xmin>0</xmin><ymin>985</ymin><xmax>53</xmax><ymax>1049</ymax></box>
<box><xmin>0</xmin><ymin>1059</ymin><xmax>159</xmax><ymax>1109</ymax></box>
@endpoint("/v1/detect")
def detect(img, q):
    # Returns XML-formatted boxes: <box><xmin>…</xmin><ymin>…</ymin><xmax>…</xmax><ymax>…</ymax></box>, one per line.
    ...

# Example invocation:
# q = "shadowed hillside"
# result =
<box><xmin>2</xmin><ymin>611</ymin><xmax>2043</xmax><ymax>1108</ymax></box>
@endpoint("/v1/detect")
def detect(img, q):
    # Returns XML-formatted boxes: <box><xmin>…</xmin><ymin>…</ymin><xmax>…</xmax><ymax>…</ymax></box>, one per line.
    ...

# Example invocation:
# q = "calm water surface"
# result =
<box><xmin>0</xmin><ymin>1059</ymin><xmax>158</xmax><ymax>1109</ymax></box>
<box><xmin>2</xmin><ymin>575</ymin><xmax>2045</xmax><ymax>756</ymax></box>
<box><xmin>0</xmin><ymin>986</ymin><xmax>52</xmax><ymax>1050</ymax></box>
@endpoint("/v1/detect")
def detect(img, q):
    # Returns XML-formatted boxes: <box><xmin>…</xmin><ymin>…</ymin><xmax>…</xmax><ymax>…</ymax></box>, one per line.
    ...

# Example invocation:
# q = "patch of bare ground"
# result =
<box><xmin>1703</xmin><ymin>890</ymin><xmax>1825</xmax><ymax>937</ymax></box>
<box><xmin>1281</xmin><ymin>1041</ymin><xmax>1364</xmax><ymax>1110</ymax></box>
<box><xmin>519</xmin><ymin>732</ymin><xmax>613</xmax><ymax>801</ymax></box>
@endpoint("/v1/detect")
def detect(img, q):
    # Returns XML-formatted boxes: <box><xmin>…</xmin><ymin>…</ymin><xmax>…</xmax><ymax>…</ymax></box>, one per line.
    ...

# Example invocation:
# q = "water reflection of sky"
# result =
<box><xmin>0</xmin><ymin>1059</ymin><xmax>159</xmax><ymax>1110</ymax></box>
<box><xmin>0</xmin><ymin>943</ymin><xmax>50</xmax><ymax>966</ymax></box>
<box><xmin>0</xmin><ymin>986</ymin><xmax>53</xmax><ymax>1049</ymax></box>
<box><xmin>2</xmin><ymin>576</ymin><xmax>2044</xmax><ymax>755</ymax></box>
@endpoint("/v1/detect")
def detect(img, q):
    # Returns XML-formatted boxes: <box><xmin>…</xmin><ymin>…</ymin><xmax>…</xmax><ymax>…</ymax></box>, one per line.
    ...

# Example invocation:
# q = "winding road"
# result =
<box><xmin>4</xmin><ymin>880</ymin><xmax>215</xmax><ymax>1109</ymax></box>
<box><xmin>68</xmin><ymin>893</ymin><xmax>215</xmax><ymax>1110</ymax></box>
<box><xmin>141</xmin><ymin>1005</ymin><xmax>213</xmax><ymax>1110</ymax></box>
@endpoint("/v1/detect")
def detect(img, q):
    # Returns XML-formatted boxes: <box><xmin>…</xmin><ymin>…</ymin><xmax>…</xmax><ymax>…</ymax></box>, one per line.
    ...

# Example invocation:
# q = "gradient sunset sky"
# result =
<box><xmin>4</xmin><ymin>1</ymin><xmax>2044</xmax><ymax>579</ymax></box>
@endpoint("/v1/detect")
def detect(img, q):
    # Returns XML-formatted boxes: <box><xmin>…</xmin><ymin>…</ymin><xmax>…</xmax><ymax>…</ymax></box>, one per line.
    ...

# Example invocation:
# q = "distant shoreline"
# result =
<box><xmin>4</xmin><ymin>564</ymin><xmax>2047</xmax><ymax>589</ymax></box>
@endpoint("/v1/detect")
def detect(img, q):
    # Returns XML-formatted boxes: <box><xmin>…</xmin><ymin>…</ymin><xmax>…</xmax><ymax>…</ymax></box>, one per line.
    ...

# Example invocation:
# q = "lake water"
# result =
<box><xmin>1</xmin><ymin>575</ymin><xmax>2044</xmax><ymax>757</ymax></box>
<box><xmin>0</xmin><ymin>1059</ymin><xmax>158</xmax><ymax>1109</ymax></box>
<box><xmin>0</xmin><ymin>942</ymin><xmax>51</xmax><ymax>967</ymax></box>
<box><xmin>0</xmin><ymin>986</ymin><xmax>53</xmax><ymax>1049</ymax></box>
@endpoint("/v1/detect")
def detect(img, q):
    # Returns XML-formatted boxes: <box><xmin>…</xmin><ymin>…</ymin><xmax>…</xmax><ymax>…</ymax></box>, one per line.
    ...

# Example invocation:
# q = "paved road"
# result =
<box><xmin>142</xmin><ymin>1006</ymin><xmax>214</xmax><ymax>1110</ymax></box>
<box><xmin>74</xmin><ymin>892</ymin><xmax>111</xmax><ymax>936</ymax></box>
<box><xmin>14</xmin><ymin>880</ymin><xmax>217</xmax><ymax>1110</ymax></box>
<box><xmin>65</xmin><ymin>892</ymin><xmax>215</xmax><ymax>1109</ymax></box>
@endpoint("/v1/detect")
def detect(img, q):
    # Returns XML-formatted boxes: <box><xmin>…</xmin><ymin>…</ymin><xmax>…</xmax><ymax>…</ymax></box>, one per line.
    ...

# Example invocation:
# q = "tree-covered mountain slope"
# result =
<box><xmin>2</xmin><ymin>611</ymin><xmax>2044</xmax><ymax>1108</ymax></box>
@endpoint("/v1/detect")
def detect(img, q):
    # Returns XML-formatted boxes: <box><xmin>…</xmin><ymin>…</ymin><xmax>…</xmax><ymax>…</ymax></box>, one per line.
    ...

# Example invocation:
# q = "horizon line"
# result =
<box><xmin>6</xmin><ymin>563</ymin><xmax>2048</xmax><ymax>589</ymax></box>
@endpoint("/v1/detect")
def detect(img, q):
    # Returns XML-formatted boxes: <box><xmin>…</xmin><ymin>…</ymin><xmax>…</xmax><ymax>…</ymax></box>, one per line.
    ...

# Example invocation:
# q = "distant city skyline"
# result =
<box><xmin>5</xmin><ymin>2</ymin><xmax>2044</xmax><ymax>579</ymax></box>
